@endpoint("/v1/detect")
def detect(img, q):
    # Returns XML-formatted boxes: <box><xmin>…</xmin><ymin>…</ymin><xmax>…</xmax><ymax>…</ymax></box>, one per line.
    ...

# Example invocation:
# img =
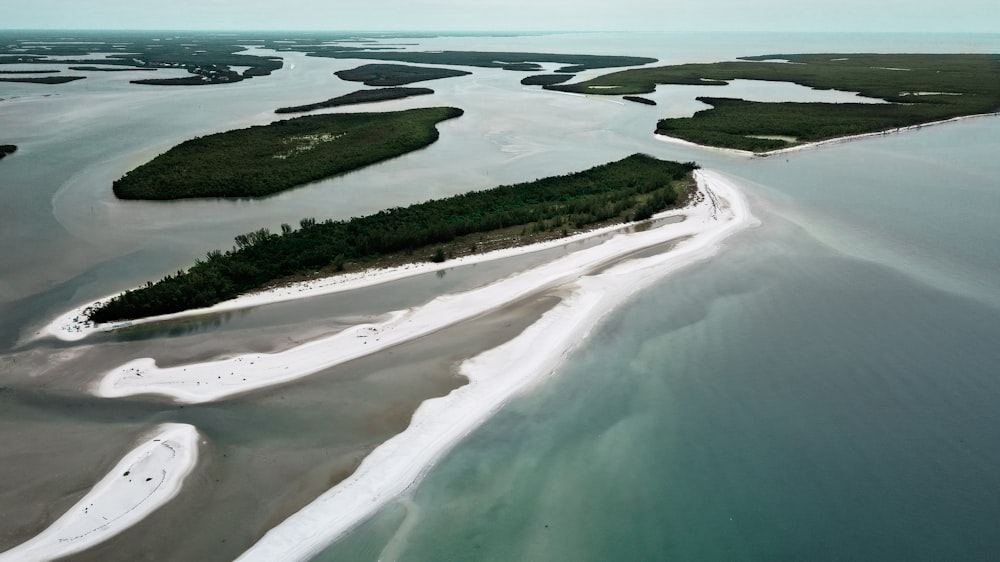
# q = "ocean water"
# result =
<box><xmin>314</xmin><ymin>38</ymin><xmax>1000</xmax><ymax>562</ymax></box>
<box><xmin>1</xmin><ymin>31</ymin><xmax>999</xmax><ymax>560</ymax></box>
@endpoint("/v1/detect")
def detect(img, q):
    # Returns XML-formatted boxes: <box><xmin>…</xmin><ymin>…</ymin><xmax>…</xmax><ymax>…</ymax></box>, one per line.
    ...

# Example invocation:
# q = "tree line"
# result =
<box><xmin>87</xmin><ymin>154</ymin><xmax>696</xmax><ymax>323</ymax></box>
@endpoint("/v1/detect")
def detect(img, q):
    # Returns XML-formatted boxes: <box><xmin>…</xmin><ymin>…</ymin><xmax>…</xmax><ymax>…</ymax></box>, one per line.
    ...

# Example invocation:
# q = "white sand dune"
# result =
<box><xmin>0</xmin><ymin>424</ymin><xmax>199</xmax><ymax>562</ymax></box>
<box><xmin>234</xmin><ymin>169</ymin><xmax>755</xmax><ymax>561</ymax></box>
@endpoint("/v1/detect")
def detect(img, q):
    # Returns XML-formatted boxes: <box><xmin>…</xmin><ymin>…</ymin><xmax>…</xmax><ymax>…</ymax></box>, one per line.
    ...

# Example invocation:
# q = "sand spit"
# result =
<box><xmin>0</xmin><ymin>424</ymin><xmax>199</xmax><ymax>562</ymax></box>
<box><xmin>42</xmin><ymin>202</ymin><xmax>698</xmax><ymax>344</ymax></box>
<box><xmin>655</xmin><ymin>111</ymin><xmax>1000</xmax><ymax>158</ymax></box>
<box><xmin>235</xmin><ymin>170</ymin><xmax>755</xmax><ymax>561</ymax></box>
<box><xmin>95</xmin><ymin>170</ymin><xmax>746</xmax><ymax>405</ymax></box>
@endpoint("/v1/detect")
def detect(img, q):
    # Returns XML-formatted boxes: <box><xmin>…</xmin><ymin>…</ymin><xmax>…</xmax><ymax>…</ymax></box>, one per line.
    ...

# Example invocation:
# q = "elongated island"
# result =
<box><xmin>90</xmin><ymin>154</ymin><xmax>696</xmax><ymax>322</ymax></box>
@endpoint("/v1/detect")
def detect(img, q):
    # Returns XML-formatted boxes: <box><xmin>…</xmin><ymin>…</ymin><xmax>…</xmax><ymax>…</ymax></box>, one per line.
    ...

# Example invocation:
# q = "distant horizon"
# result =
<box><xmin>4</xmin><ymin>0</ymin><xmax>999</xmax><ymax>34</ymax></box>
<box><xmin>2</xmin><ymin>29</ymin><xmax>1000</xmax><ymax>35</ymax></box>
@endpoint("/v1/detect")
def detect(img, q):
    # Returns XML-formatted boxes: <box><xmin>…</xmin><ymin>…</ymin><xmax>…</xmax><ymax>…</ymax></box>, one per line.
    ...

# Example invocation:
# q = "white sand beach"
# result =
<box><xmin>0</xmin><ymin>424</ymin><xmax>199</xmax><ymax>561</ymax></box>
<box><xmin>234</xmin><ymin>169</ymin><xmax>755</xmax><ymax>561</ymax></box>
<box><xmin>93</xmin><ymin>170</ymin><xmax>751</xmax><ymax>405</ymax></box>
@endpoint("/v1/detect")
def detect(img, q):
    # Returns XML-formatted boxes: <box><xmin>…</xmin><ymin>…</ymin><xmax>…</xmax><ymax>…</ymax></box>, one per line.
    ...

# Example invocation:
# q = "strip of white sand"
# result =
<box><xmin>42</xmin><ymin>198</ymin><xmax>692</xmax><ymax>344</ymax></box>
<box><xmin>235</xmin><ymin>169</ymin><xmax>755</xmax><ymax>561</ymax></box>
<box><xmin>0</xmin><ymin>424</ymin><xmax>199</xmax><ymax>562</ymax></box>
<box><xmin>95</xmin><ymin>170</ymin><xmax>746</xmax><ymax>405</ymax></box>
<box><xmin>655</xmin><ymin>111</ymin><xmax>1000</xmax><ymax>158</ymax></box>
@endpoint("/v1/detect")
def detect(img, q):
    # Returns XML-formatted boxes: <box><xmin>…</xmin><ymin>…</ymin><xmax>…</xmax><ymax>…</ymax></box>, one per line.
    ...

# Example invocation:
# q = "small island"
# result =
<box><xmin>113</xmin><ymin>107</ymin><xmax>463</xmax><ymax>199</ymax></box>
<box><xmin>0</xmin><ymin>75</ymin><xmax>85</xmax><ymax>84</ymax></box>
<box><xmin>0</xmin><ymin>145</ymin><xmax>17</xmax><ymax>159</ymax></box>
<box><xmin>275</xmin><ymin>87</ymin><xmax>434</xmax><ymax>114</ymax></box>
<box><xmin>334</xmin><ymin>64</ymin><xmax>471</xmax><ymax>86</ymax></box>
<box><xmin>623</xmin><ymin>95</ymin><xmax>656</xmax><ymax>105</ymax></box>
<box><xmin>88</xmin><ymin>154</ymin><xmax>696</xmax><ymax>322</ymax></box>
<box><xmin>520</xmin><ymin>74</ymin><xmax>573</xmax><ymax>86</ymax></box>
<box><xmin>546</xmin><ymin>53</ymin><xmax>1000</xmax><ymax>152</ymax></box>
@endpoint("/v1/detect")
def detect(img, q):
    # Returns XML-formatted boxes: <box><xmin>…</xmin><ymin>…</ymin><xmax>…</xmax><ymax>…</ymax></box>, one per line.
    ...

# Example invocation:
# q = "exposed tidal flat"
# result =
<box><xmin>2</xmin><ymin>31</ymin><xmax>1000</xmax><ymax>561</ymax></box>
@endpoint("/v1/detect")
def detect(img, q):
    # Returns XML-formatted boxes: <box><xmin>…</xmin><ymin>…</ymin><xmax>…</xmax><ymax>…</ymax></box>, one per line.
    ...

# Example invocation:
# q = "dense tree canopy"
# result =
<box><xmin>88</xmin><ymin>154</ymin><xmax>696</xmax><ymax>323</ymax></box>
<box><xmin>113</xmin><ymin>107</ymin><xmax>464</xmax><ymax>199</ymax></box>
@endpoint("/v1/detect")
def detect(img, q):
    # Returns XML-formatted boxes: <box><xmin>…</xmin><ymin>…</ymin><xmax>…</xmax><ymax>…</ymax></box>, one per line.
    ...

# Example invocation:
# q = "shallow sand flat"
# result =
<box><xmin>0</xmin><ymin>423</ymin><xmax>199</xmax><ymax>561</ymax></box>
<box><xmin>94</xmin><ymin>170</ymin><xmax>739</xmax><ymax>405</ymax></box>
<box><xmin>237</xmin><ymin>169</ymin><xmax>755</xmax><ymax>561</ymax></box>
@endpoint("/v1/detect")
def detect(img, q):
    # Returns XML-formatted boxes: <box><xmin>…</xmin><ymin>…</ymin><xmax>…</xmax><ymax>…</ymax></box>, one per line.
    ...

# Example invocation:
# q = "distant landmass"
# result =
<box><xmin>550</xmin><ymin>53</ymin><xmax>1000</xmax><ymax>152</ymax></box>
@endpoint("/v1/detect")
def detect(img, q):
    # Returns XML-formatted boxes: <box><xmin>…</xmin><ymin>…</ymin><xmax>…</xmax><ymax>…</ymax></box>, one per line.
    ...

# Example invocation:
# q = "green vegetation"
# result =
<box><xmin>0</xmin><ymin>69</ymin><xmax>60</xmax><ymax>74</ymax></box>
<box><xmin>0</xmin><ymin>31</ymin><xmax>283</xmax><ymax>86</ymax></box>
<box><xmin>548</xmin><ymin>54</ymin><xmax>1000</xmax><ymax>152</ymax></box>
<box><xmin>113</xmin><ymin>107</ymin><xmax>463</xmax><ymax>200</ymax></box>
<box><xmin>521</xmin><ymin>74</ymin><xmax>572</xmax><ymax>86</ymax></box>
<box><xmin>0</xmin><ymin>76</ymin><xmax>84</xmax><ymax>84</ymax></box>
<box><xmin>623</xmin><ymin>96</ymin><xmax>656</xmax><ymax>106</ymax></box>
<box><xmin>69</xmin><ymin>66</ymin><xmax>156</xmax><ymax>72</ymax></box>
<box><xmin>334</xmin><ymin>64</ymin><xmax>470</xmax><ymax>86</ymax></box>
<box><xmin>0</xmin><ymin>145</ymin><xmax>16</xmax><ymax>160</ymax></box>
<box><xmin>276</xmin><ymin>87</ymin><xmax>434</xmax><ymax>114</ymax></box>
<box><xmin>304</xmin><ymin>50</ymin><xmax>656</xmax><ymax>73</ymax></box>
<box><xmin>88</xmin><ymin>154</ymin><xmax>696</xmax><ymax>322</ymax></box>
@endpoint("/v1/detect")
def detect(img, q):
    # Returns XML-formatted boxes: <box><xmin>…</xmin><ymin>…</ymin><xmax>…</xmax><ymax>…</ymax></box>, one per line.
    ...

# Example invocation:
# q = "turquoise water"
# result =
<box><xmin>317</xmin><ymin>55</ymin><xmax>1000</xmax><ymax>562</ymax></box>
<box><xmin>2</xmin><ymin>31</ymin><xmax>999</xmax><ymax>560</ymax></box>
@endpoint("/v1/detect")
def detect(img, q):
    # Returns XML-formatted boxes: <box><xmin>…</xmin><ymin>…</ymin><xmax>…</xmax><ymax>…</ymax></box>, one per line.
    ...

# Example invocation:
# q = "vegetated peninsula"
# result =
<box><xmin>276</xmin><ymin>87</ymin><xmax>434</xmax><ymax>113</ymax></box>
<box><xmin>0</xmin><ymin>145</ymin><xmax>17</xmax><ymax>159</ymax></box>
<box><xmin>334</xmin><ymin>64</ymin><xmax>471</xmax><ymax>86</ymax></box>
<box><xmin>548</xmin><ymin>54</ymin><xmax>1000</xmax><ymax>152</ymax></box>
<box><xmin>88</xmin><ymin>154</ymin><xmax>696</xmax><ymax>322</ymax></box>
<box><xmin>113</xmin><ymin>107</ymin><xmax>463</xmax><ymax>199</ymax></box>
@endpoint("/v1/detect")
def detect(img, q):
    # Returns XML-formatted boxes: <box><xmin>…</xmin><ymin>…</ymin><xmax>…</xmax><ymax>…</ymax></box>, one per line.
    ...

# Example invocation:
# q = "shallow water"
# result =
<box><xmin>2</xmin><ymin>30</ymin><xmax>999</xmax><ymax>560</ymax></box>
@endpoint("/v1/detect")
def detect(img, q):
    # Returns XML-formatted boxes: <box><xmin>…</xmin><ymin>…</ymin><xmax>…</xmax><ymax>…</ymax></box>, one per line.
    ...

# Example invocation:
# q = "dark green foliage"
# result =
<box><xmin>0</xmin><ymin>31</ymin><xmax>283</xmax><ymax>86</ymax></box>
<box><xmin>276</xmin><ymin>87</ymin><xmax>434</xmax><ymax>114</ymax></box>
<box><xmin>521</xmin><ymin>74</ymin><xmax>573</xmax><ymax>86</ymax></box>
<box><xmin>112</xmin><ymin>107</ymin><xmax>464</xmax><ymax>199</ymax></box>
<box><xmin>68</xmin><ymin>66</ymin><xmax>156</xmax><ymax>72</ymax></box>
<box><xmin>656</xmin><ymin>97</ymin><xmax>973</xmax><ymax>151</ymax></box>
<box><xmin>0</xmin><ymin>145</ymin><xmax>16</xmax><ymax>160</ymax></box>
<box><xmin>88</xmin><ymin>155</ymin><xmax>694</xmax><ymax>322</ymax></box>
<box><xmin>623</xmin><ymin>96</ymin><xmax>657</xmax><ymax>105</ymax></box>
<box><xmin>0</xmin><ymin>69</ymin><xmax>60</xmax><ymax>74</ymax></box>
<box><xmin>0</xmin><ymin>76</ymin><xmax>85</xmax><ymax>84</ymax></box>
<box><xmin>547</xmin><ymin>53</ymin><xmax>1000</xmax><ymax>152</ymax></box>
<box><xmin>334</xmin><ymin>64</ymin><xmax>471</xmax><ymax>86</ymax></box>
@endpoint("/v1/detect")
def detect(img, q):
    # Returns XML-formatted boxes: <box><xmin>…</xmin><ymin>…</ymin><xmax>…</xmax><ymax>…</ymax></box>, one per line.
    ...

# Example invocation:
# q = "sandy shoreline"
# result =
<box><xmin>235</xmin><ymin>169</ymin><xmax>756</xmax><ymax>561</ymax></box>
<box><xmin>655</xmin><ymin>111</ymin><xmax>1000</xmax><ymax>158</ymax></box>
<box><xmin>0</xmin><ymin>424</ymin><xmax>199</xmax><ymax>561</ymax></box>
<box><xmin>93</xmin><ymin>170</ymin><xmax>745</xmax><ymax>405</ymax></box>
<box><xmin>40</xmin><ymin>204</ymin><xmax>696</xmax><ymax>344</ymax></box>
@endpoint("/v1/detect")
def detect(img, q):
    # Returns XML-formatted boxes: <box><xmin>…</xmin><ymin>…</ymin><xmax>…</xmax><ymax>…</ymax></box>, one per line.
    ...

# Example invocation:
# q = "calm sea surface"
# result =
<box><xmin>1</xmin><ymin>31</ymin><xmax>999</xmax><ymax>560</ymax></box>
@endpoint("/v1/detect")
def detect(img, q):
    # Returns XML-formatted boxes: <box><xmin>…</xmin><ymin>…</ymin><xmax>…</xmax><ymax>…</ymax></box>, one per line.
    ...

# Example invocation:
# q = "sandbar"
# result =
<box><xmin>0</xmin><ymin>424</ymin><xmax>199</xmax><ymax>561</ymax></box>
<box><xmin>94</xmin><ymin>170</ymin><xmax>751</xmax><ymax>405</ymax></box>
<box><xmin>235</xmin><ymin>169</ymin><xmax>755</xmax><ymax>560</ymax></box>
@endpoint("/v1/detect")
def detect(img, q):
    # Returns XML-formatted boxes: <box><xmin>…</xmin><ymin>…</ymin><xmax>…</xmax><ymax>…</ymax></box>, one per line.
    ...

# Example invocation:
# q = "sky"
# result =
<box><xmin>2</xmin><ymin>0</ymin><xmax>998</xmax><ymax>33</ymax></box>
